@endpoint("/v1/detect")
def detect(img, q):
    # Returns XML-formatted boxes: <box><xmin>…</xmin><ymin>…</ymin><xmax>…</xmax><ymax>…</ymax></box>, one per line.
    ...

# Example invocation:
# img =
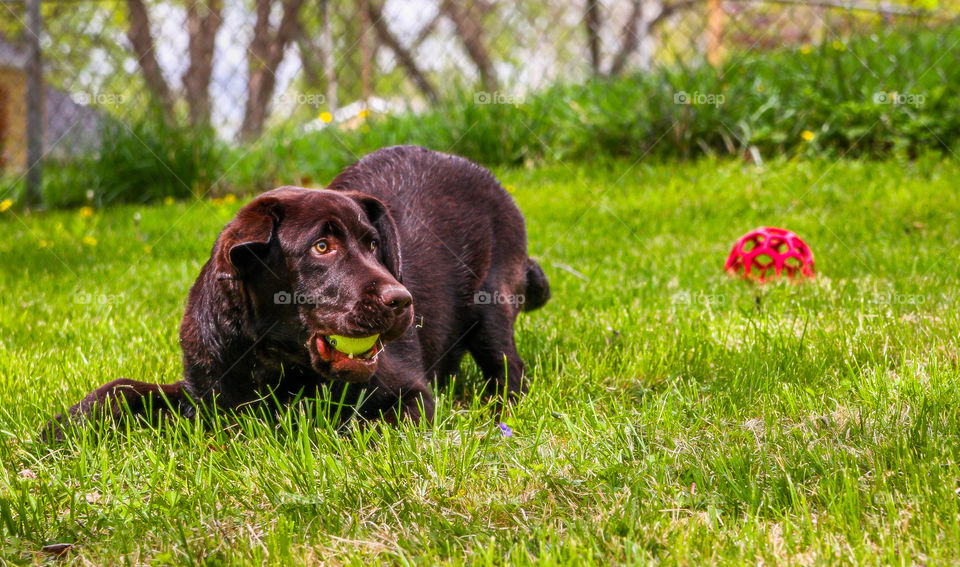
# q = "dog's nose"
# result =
<box><xmin>379</xmin><ymin>285</ymin><xmax>412</xmax><ymax>314</ymax></box>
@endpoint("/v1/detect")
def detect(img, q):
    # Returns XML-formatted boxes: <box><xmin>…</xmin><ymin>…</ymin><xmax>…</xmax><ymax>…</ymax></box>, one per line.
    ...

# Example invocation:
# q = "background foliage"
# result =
<box><xmin>0</xmin><ymin>1</ymin><xmax>957</xmax><ymax>206</ymax></box>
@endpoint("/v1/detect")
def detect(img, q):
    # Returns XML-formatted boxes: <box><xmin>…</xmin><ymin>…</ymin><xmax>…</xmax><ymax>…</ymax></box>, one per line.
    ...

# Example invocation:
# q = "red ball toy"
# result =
<box><xmin>725</xmin><ymin>227</ymin><xmax>815</xmax><ymax>282</ymax></box>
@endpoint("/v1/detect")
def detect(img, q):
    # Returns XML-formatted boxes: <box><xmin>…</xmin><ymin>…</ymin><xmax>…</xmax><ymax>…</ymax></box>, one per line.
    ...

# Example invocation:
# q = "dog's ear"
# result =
<box><xmin>218</xmin><ymin>195</ymin><xmax>283</xmax><ymax>278</ymax></box>
<box><xmin>348</xmin><ymin>192</ymin><xmax>403</xmax><ymax>283</ymax></box>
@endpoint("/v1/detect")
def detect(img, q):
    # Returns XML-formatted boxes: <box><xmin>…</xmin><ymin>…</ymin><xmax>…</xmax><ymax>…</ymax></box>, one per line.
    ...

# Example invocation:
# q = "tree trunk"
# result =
<box><xmin>183</xmin><ymin>0</ymin><xmax>222</xmax><ymax>129</ymax></box>
<box><xmin>440</xmin><ymin>0</ymin><xmax>498</xmax><ymax>91</ymax></box>
<box><xmin>359</xmin><ymin>0</ymin><xmax>372</xmax><ymax>100</ymax></box>
<box><xmin>585</xmin><ymin>0</ymin><xmax>601</xmax><ymax>76</ymax></box>
<box><xmin>321</xmin><ymin>0</ymin><xmax>337</xmax><ymax>113</ymax></box>
<box><xmin>609</xmin><ymin>0</ymin><xmax>643</xmax><ymax>76</ymax></box>
<box><xmin>367</xmin><ymin>1</ymin><xmax>439</xmax><ymax>103</ymax></box>
<box><xmin>240</xmin><ymin>0</ymin><xmax>306</xmax><ymax>141</ymax></box>
<box><xmin>125</xmin><ymin>0</ymin><xmax>174</xmax><ymax>119</ymax></box>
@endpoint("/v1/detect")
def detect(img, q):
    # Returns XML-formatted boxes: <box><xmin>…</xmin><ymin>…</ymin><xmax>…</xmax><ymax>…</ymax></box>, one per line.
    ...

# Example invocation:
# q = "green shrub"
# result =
<box><xmin>37</xmin><ymin>111</ymin><xmax>223</xmax><ymax>208</ymax></box>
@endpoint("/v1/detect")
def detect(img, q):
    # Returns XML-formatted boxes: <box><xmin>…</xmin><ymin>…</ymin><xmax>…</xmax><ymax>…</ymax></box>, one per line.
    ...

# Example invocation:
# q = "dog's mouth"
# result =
<box><xmin>313</xmin><ymin>333</ymin><xmax>382</xmax><ymax>382</ymax></box>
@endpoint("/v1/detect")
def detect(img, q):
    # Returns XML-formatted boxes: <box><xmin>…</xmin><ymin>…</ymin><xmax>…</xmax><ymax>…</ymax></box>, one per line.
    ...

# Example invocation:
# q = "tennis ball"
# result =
<box><xmin>328</xmin><ymin>334</ymin><xmax>379</xmax><ymax>355</ymax></box>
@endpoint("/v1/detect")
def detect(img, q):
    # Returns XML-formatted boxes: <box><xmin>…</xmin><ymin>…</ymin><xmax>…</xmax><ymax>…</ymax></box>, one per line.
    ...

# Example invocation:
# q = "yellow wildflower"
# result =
<box><xmin>223</xmin><ymin>194</ymin><xmax>237</xmax><ymax>204</ymax></box>
<box><xmin>319</xmin><ymin>111</ymin><xmax>333</xmax><ymax>123</ymax></box>
<box><xmin>79</xmin><ymin>206</ymin><xmax>95</xmax><ymax>218</ymax></box>
<box><xmin>801</xmin><ymin>130</ymin><xmax>815</xmax><ymax>142</ymax></box>
<box><xmin>82</xmin><ymin>236</ymin><xmax>98</xmax><ymax>246</ymax></box>
<box><xmin>358</xmin><ymin>108</ymin><xmax>371</xmax><ymax>118</ymax></box>
<box><xmin>0</xmin><ymin>199</ymin><xmax>12</xmax><ymax>212</ymax></box>
<box><xmin>832</xmin><ymin>40</ymin><xmax>846</xmax><ymax>51</ymax></box>
<box><xmin>163</xmin><ymin>196</ymin><xmax>175</xmax><ymax>206</ymax></box>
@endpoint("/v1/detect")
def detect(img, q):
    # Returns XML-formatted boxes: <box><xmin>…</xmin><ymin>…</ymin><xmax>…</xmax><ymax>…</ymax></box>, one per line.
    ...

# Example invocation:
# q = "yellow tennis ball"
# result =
<box><xmin>328</xmin><ymin>334</ymin><xmax>379</xmax><ymax>355</ymax></box>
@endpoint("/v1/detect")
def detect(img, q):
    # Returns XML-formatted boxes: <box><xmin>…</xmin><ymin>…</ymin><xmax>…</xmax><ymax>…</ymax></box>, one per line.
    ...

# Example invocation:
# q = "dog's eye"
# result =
<box><xmin>313</xmin><ymin>240</ymin><xmax>331</xmax><ymax>254</ymax></box>
<box><xmin>369</xmin><ymin>240</ymin><xmax>378</xmax><ymax>252</ymax></box>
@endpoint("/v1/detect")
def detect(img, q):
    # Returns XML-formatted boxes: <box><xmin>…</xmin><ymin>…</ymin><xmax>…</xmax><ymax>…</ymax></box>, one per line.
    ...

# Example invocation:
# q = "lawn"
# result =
<box><xmin>1</xmin><ymin>155</ymin><xmax>958</xmax><ymax>564</ymax></box>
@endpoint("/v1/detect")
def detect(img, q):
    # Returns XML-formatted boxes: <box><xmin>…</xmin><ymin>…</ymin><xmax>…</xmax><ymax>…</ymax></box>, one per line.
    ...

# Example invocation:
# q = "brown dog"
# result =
<box><xmin>44</xmin><ymin>146</ymin><xmax>549</xmax><ymax>439</ymax></box>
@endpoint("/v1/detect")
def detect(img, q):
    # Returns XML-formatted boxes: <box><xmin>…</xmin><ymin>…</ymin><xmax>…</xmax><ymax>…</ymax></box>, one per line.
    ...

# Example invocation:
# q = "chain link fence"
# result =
<box><xmin>0</xmin><ymin>0</ymin><xmax>951</xmax><ymax>202</ymax></box>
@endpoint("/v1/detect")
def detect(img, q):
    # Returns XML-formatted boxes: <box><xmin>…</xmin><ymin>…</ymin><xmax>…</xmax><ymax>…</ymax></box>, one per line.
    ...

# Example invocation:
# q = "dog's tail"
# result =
<box><xmin>522</xmin><ymin>258</ymin><xmax>550</xmax><ymax>312</ymax></box>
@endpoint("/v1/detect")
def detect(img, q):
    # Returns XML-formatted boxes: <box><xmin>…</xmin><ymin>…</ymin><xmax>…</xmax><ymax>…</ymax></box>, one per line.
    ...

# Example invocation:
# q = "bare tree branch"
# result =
<box><xmin>240</xmin><ymin>0</ymin><xmax>305</xmax><ymax>141</ymax></box>
<box><xmin>411</xmin><ymin>13</ymin><xmax>442</xmax><ymax>50</ymax></box>
<box><xmin>367</xmin><ymin>0</ymin><xmax>439</xmax><ymax>102</ymax></box>
<box><xmin>609</xmin><ymin>0</ymin><xmax>643</xmax><ymax>77</ymax></box>
<box><xmin>736</xmin><ymin>0</ymin><xmax>928</xmax><ymax>15</ymax></box>
<box><xmin>440</xmin><ymin>0</ymin><xmax>498</xmax><ymax>91</ymax></box>
<box><xmin>125</xmin><ymin>0</ymin><xmax>173</xmax><ymax>119</ymax></box>
<box><xmin>648</xmin><ymin>0</ymin><xmax>700</xmax><ymax>30</ymax></box>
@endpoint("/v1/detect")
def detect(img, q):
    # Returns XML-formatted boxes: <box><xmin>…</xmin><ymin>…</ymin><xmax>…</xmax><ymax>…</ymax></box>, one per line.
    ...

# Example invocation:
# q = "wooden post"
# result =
<box><xmin>25</xmin><ymin>0</ymin><xmax>44</xmax><ymax>207</ymax></box>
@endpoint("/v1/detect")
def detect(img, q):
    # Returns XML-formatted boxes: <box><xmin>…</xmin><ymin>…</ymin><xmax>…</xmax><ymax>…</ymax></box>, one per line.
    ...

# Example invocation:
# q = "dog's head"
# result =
<box><xmin>215</xmin><ymin>187</ymin><xmax>412</xmax><ymax>383</ymax></box>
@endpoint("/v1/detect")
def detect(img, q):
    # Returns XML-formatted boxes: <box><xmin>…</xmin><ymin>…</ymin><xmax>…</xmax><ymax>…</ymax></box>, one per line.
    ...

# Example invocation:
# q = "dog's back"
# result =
<box><xmin>328</xmin><ymin>145</ymin><xmax>548</xmax><ymax>393</ymax></box>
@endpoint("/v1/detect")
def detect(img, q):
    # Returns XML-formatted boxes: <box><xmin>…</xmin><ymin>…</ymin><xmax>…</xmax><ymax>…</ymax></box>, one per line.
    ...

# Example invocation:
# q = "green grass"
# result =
<box><xmin>1</xmin><ymin>155</ymin><xmax>959</xmax><ymax>564</ymax></box>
